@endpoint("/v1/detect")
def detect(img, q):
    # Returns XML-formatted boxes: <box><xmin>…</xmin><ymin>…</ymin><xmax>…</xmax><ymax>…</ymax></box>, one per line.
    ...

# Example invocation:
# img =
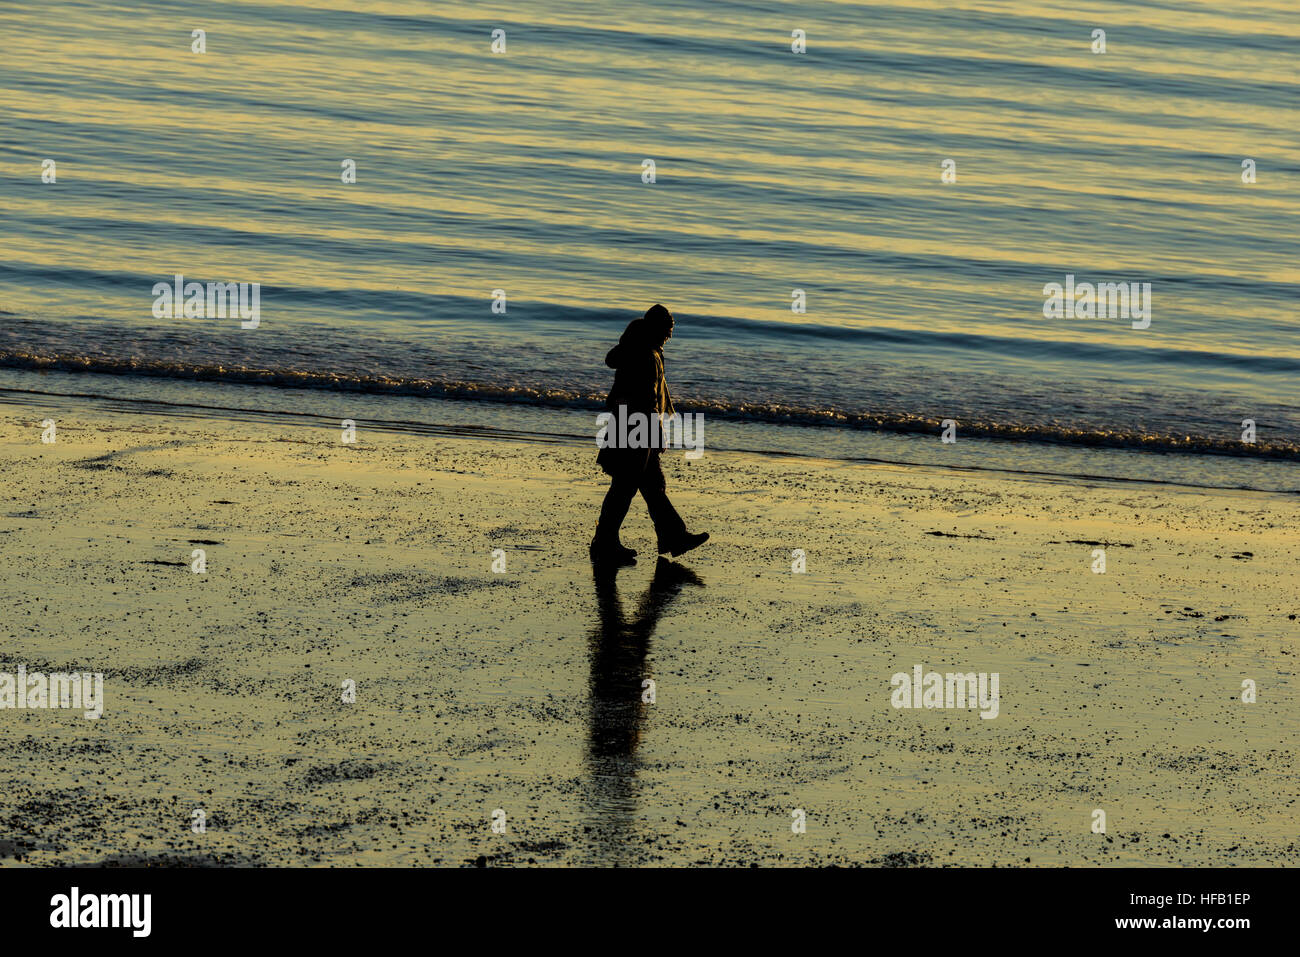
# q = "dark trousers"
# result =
<box><xmin>595</xmin><ymin>450</ymin><xmax>687</xmax><ymax>545</ymax></box>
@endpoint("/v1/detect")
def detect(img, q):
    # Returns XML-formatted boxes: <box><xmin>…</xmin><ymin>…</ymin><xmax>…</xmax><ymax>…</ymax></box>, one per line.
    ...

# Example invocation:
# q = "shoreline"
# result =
<box><xmin>1</xmin><ymin>350</ymin><xmax>1298</xmax><ymax>464</ymax></box>
<box><xmin>2</xmin><ymin>371</ymin><xmax>1298</xmax><ymax>495</ymax></box>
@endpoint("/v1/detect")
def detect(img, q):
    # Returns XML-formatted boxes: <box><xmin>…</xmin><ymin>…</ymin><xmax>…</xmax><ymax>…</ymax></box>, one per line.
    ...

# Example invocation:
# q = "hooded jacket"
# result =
<box><xmin>597</xmin><ymin>317</ymin><xmax>675</xmax><ymax>471</ymax></box>
<box><xmin>603</xmin><ymin>316</ymin><xmax>674</xmax><ymax>417</ymax></box>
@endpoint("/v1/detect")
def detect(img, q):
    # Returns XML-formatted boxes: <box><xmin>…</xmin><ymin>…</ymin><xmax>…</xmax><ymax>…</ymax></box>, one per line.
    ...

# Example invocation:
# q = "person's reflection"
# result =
<box><xmin>584</xmin><ymin>557</ymin><xmax>703</xmax><ymax>865</ymax></box>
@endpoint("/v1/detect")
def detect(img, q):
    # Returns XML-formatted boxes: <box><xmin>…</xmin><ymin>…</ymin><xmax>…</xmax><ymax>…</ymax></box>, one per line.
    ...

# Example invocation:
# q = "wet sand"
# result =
<box><xmin>0</xmin><ymin>405</ymin><xmax>1296</xmax><ymax>866</ymax></box>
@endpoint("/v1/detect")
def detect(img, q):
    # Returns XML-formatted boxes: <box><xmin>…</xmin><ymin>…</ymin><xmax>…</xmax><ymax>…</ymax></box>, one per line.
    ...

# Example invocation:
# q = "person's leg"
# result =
<box><xmin>637</xmin><ymin>453</ymin><xmax>687</xmax><ymax>545</ymax></box>
<box><xmin>594</xmin><ymin>473</ymin><xmax>639</xmax><ymax>546</ymax></box>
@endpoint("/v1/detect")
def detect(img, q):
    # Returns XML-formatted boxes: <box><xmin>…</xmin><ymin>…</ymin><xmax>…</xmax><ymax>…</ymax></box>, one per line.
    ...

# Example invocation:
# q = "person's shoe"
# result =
<box><xmin>656</xmin><ymin>531</ymin><xmax>709</xmax><ymax>557</ymax></box>
<box><xmin>590</xmin><ymin>538</ymin><xmax>637</xmax><ymax>565</ymax></box>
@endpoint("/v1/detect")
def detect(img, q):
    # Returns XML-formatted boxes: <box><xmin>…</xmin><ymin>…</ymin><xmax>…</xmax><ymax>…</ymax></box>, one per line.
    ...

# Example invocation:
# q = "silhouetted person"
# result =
<box><xmin>591</xmin><ymin>304</ymin><xmax>708</xmax><ymax>565</ymax></box>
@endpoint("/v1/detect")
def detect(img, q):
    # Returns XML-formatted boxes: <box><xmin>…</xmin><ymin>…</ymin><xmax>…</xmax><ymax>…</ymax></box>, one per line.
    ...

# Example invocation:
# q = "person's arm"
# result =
<box><xmin>618</xmin><ymin>351</ymin><xmax>659</xmax><ymax>414</ymax></box>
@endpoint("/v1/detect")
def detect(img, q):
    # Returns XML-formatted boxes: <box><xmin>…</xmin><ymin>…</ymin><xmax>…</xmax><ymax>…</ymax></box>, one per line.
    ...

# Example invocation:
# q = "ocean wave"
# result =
<box><xmin>3</xmin><ymin>349</ymin><xmax>1295</xmax><ymax>460</ymax></box>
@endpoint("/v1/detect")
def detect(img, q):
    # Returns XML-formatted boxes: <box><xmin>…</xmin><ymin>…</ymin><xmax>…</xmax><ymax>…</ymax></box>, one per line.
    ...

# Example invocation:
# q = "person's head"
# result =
<box><xmin>643</xmin><ymin>303</ymin><xmax>674</xmax><ymax>347</ymax></box>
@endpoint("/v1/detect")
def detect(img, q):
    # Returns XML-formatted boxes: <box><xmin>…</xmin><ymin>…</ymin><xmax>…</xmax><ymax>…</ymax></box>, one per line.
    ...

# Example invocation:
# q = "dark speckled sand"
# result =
<box><xmin>1</xmin><ymin>407</ymin><xmax>1296</xmax><ymax>866</ymax></box>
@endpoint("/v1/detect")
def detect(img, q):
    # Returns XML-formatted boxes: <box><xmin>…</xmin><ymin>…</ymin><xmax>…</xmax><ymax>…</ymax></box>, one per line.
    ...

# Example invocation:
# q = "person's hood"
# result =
<box><xmin>605</xmin><ymin>317</ymin><xmax>661</xmax><ymax>368</ymax></box>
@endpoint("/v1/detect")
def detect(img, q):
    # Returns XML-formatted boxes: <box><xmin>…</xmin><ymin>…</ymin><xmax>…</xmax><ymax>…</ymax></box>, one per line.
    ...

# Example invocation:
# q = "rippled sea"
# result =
<box><xmin>1</xmin><ymin>0</ymin><xmax>1296</xmax><ymax>484</ymax></box>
